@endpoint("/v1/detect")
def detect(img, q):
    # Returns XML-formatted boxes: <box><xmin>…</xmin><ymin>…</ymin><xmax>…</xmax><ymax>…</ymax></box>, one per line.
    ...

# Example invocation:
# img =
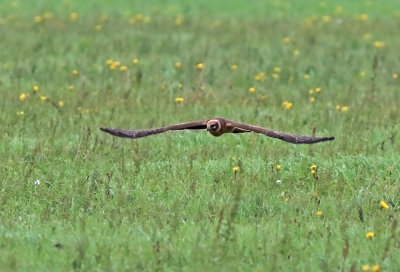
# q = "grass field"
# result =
<box><xmin>1</xmin><ymin>0</ymin><xmax>400</xmax><ymax>271</ymax></box>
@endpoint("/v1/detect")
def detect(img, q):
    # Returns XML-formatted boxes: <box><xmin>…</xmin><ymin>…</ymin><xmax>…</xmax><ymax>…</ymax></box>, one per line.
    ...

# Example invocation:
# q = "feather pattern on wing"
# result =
<box><xmin>100</xmin><ymin>121</ymin><xmax>207</xmax><ymax>139</ymax></box>
<box><xmin>226</xmin><ymin>120</ymin><xmax>334</xmax><ymax>144</ymax></box>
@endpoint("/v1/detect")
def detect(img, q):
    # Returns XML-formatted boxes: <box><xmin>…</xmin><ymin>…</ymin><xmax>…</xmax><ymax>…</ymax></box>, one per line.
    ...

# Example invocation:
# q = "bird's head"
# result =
<box><xmin>207</xmin><ymin>119</ymin><xmax>224</xmax><ymax>136</ymax></box>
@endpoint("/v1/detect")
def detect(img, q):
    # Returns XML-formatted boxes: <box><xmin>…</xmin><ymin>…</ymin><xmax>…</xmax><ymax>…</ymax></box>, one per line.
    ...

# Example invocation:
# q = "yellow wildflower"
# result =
<box><xmin>310</xmin><ymin>164</ymin><xmax>317</xmax><ymax>170</ymax></box>
<box><xmin>70</xmin><ymin>12</ymin><xmax>78</xmax><ymax>21</ymax></box>
<box><xmin>335</xmin><ymin>6</ymin><xmax>343</xmax><ymax>14</ymax></box>
<box><xmin>135</xmin><ymin>14</ymin><xmax>143</xmax><ymax>22</ymax></box>
<box><xmin>310</xmin><ymin>97</ymin><xmax>315</xmax><ymax>103</ymax></box>
<box><xmin>231</xmin><ymin>64</ymin><xmax>238</xmax><ymax>71</ymax></box>
<box><xmin>393</xmin><ymin>73</ymin><xmax>398</xmax><ymax>79</ymax></box>
<box><xmin>175</xmin><ymin>97</ymin><xmax>184</xmax><ymax>103</ymax></box>
<box><xmin>304</xmin><ymin>74</ymin><xmax>310</xmax><ymax>79</ymax></box>
<box><xmin>94</xmin><ymin>24</ymin><xmax>102</xmax><ymax>31</ymax></box>
<box><xmin>110</xmin><ymin>62</ymin><xmax>119</xmax><ymax>70</ymax></box>
<box><xmin>249</xmin><ymin>87</ymin><xmax>256</xmax><ymax>93</ymax></box>
<box><xmin>341</xmin><ymin>106</ymin><xmax>349</xmax><ymax>112</ymax></box>
<box><xmin>282</xmin><ymin>101</ymin><xmax>293</xmax><ymax>110</ymax></box>
<box><xmin>72</xmin><ymin>70</ymin><xmax>79</xmax><ymax>76</ymax></box>
<box><xmin>272</xmin><ymin>73</ymin><xmax>279</xmax><ymax>79</ymax></box>
<box><xmin>106</xmin><ymin>59</ymin><xmax>113</xmax><ymax>65</ymax></box>
<box><xmin>276</xmin><ymin>165</ymin><xmax>281</xmax><ymax>171</ymax></box>
<box><xmin>143</xmin><ymin>17</ymin><xmax>151</xmax><ymax>23</ymax></box>
<box><xmin>309</xmin><ymin>89</ymin><xmax>314</xmax><ymax>95</ymax></box>
<box><xmin>336</xmin><ymin>105</ymin><xmax>341</xmax><ymax>110</ymax></box>
<box><xmin>40</xmin><ymin>95</ymin><xmax>47</xmax><ymax>101</ymax></box>
<box><xmin>362</xmin><ymin>265</ymin><xmax>370</xmax><ymax>272</ymax></box>
<box><xmin>274</xmin><ymin>67</ymin><xmax>281</xmax><ymax>73</ymax></box>
<box><xmin>32</xmin><ymin>86</ymin><xmax>39</xmax><ymax>92</ymax></box>
<box><xmin>58</xmin><ymin>100</ymin><xmax>65</xmax><ymax>107</ymax></box>
<box><xmin>68</xmin><ymin>85</ymin><xmax>74</xmax><ymax>91</ymax></box>
<box><xmin>322</xmin><ymin>16</ymin><xmax>331</xmax><ymax>23</ymax></box>
<box><xmin>315</xmin><ymin>87</ymin><xmax>321</xmax><ymax>93</ymax></box>
<box><xmin>232</xmin><ymin>166</ymin><xmax>239</xmax><ymax>172</ymax></box>
<box><xmin>372</xmin><ymin>265</ymin><xmax>380</xmax><ymax>272</ymax></box>
<box><xmin>254</xmin><ymin>72</ymin><xmax>266</xmax><ymax>81</ymax></box>
<box><xmin>196</xmin><ymin>63</ymin><xmax>204</xmax><ymax>70</ymax></box>
<box><xmin>178</xmin><ymin>83</ymin><xmax>183</xmax><ymax>89</ymax></box>
<box><xmin>174</xmin><ymin>14</ymin><xmax>184</xmax><ymax>26</ymax></box>
<box><xmin>43</xmin><ymin>12</ymin><xmax>53</xmax><ymax>20</ymax></box>
<box><xmin>120</xmin><ymin>65</ymin><xmax>128</xmax><ymax>71</ymax></box>
<box><xmin>19</xmin><ymin>93</ymin><xmax>27</xmax><ymax>101</ymax></box>
<box><xmin>373</xmin><ymin>41</ymin><xmax>386</xmax><ymax>48</ymax></box>
<box><xmin>363</xmin><ymin>33</ymin><xmax>371</xmax><ymax>40</ymax></box>
<box><xmin>365</xmin><ymin>232</ymin><xmax>374</xmax><ymax>239</ymax></box>
<box><xmin>174</xmin><ymin>62</ymin><xmax>182</xmax><ymax>69</ymax></box>
<box><xmin>34</xmin><ymin>16</ymin><xmax>43</xmax><ymax>23</ymax></box>
<box><xmin>282</xmin><ymin>37</ymin><xmax>291</xmax><ymax>43</ymax></box>
<box><xmin>359</xmin><ymin>14</ymin><xmax>368</xmax><ymax>21</ymax></box>
<box><xmin>132</xmin><ymin>58</ymin><xmax>139</xmax><ymax>65</ymax></box>
<box><xmin>16</xmin><ymin>111</ymin><xmax>24</xmax><ymax>116</ymax></box>
<box><xmin>316</xmin><ymin>211</ymin><xmax>323</xmax><ymax>216</ymax></box>
<box><xmin>379</xmin><ymin>200</ymin><xmax>389</xmax><ymax>210</ymax></box>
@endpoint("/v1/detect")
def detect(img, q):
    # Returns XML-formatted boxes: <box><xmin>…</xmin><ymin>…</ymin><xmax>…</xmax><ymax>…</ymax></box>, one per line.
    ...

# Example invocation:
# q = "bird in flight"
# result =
<box><xmin>100</xmin><ymin>117</ymin><xmax>334</xmax><ymax>144</ymax></box>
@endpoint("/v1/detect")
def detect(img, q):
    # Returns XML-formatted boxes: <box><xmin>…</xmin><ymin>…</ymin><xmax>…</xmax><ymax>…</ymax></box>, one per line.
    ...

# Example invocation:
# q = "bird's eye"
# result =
<box><xmin>211</xmin><ymin>123</ymin><xmax>219</xmax><ymax>130</ymax></box>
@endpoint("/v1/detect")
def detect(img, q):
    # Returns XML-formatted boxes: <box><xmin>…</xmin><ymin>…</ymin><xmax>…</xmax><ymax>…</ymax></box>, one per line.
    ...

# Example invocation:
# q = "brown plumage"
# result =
<box><xmin>100</xmin><ymin>117</ymin><xmax>335</xmax><ymax>144</ymax></box>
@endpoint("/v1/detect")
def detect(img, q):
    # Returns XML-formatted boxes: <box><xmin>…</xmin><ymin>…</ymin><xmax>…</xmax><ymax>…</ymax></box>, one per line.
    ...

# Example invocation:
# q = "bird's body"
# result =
<box><xmin>100</xmin><ymin>117</ymin><xmax>335</xmax><ymax>144</ymax></box>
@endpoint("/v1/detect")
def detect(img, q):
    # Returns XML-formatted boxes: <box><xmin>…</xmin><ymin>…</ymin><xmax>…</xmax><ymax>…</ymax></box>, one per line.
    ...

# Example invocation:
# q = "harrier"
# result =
<box><xmin>100</xmin><ymin>117</ymin><xmax>334</xmax><ymax>144</ymax></box>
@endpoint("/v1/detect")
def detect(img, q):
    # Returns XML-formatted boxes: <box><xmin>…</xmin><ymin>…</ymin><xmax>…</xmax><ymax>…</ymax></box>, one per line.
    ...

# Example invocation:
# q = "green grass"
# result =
<box><xmin>1</xmin><ymin>0</ymin><xmax>400</xmax><ymax>271</ymax></box>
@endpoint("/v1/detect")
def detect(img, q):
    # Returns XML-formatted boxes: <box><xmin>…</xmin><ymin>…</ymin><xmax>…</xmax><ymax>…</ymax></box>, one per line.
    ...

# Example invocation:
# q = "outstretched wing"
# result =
<box><xmin>100</xmin><ymin>120</ymin><xmax>207</xmax><ymax>139</ymax></box>
<box><xmin>225</xmin><ymin>120</ymin><xmax>335</xmax><ymax>144</ymax></box>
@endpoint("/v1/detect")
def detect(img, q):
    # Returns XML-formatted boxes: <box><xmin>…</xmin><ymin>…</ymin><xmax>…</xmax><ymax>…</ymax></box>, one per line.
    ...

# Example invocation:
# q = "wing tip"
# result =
<box><xmin>99</xmin><ymin>127</ymin><xmax>110</xmax><ymax>133</ymax></box>
<box><xmin>296</xmin><ymin>135</ymin><xmax>335</xmax><ymax>144</ymax></box>
<box><xmin>99</xmin><ymin>127</ymin><xmax>121</xmax><ymax>137</ymax></box>
<box><xmin>313</xmin><ymin>136</ymin><xmax>335</xmax><ymax>143</ymax></box>
<box><xmin>99</xmin><ymin>127</ymin><xmax>140</xmax><ymax>138</ymax></box>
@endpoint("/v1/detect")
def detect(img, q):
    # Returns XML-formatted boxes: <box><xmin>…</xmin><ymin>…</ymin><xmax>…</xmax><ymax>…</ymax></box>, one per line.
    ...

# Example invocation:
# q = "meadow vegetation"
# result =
<box><xmin>1</xmin><ymin>0</ymin><xmax>400</xmax><ymax>271</ymax></box>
